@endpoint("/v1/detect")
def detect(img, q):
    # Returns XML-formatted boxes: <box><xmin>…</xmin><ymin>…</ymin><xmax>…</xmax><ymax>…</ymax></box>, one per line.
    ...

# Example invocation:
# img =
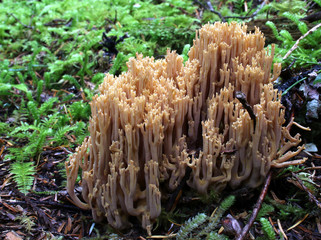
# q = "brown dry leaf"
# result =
<box><xmin>0</xmin><ymin>145</ymin><xmax>5</xmax><ymax>158</ymax></box>
<box><xmin>1</xmin><ymin>201</ymin><xmax>19</xmax><ymax>213</ymax></box>
<box><xmin>71</xmin><ymin>224</ymin><xmax>81</xmax><ymax>234</ymax></box>
<box><xmin>58</xmin><ymin>221</ymin><xmax>66</xmax><ymax>233</ymax></box>
<box><xmin>64</xmin><ymin>216</ymin><xmax>72</xmax><ymax>234</ymax></box>
<box><xmin>5</xmin><ymin>231</ymin><xmax>23</xmax><ymax>240</ymax></box>
<box><xmin>271</xmin><ymin>191</ymin><xmax>286</xmax><ymax>204</ymax></box>
<box><xmin>1</xmin><ymin>176</ymin><xmax>12</xmax><ymax>190</ymax></box>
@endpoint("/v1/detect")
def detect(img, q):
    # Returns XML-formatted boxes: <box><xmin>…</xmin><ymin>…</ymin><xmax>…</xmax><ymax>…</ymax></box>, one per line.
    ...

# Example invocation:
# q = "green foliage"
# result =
<box><xmin>176</xmin><ymin>195</ymin><xmax>235</xmax><ymax>240</ymax></box>
<box><xmin>7</xmin><ymin>121</ymin><xmax>51</xmax><ymax>162</ymax></box>
<box><xmin>176</xmin><ymin>213</ymin><xmax>208</xmax><ymax>240</ymax></box>
<box><xmin>227</xmin><ymin>0</ymin><xmax>253</xmax><ymax>15</ymax></box>
<box><xmin>295</xmin><ymin>172</ymin><xmax>318</xmax><ymax>194</ymax></box>
<box><xmin>276</xmin><ymin>165</ymin><xmax>303</xmax><ymax>177</ymax></box>
<box><xmin>268</xmin><ymin>198</ymin><xmax>308</xmax><ymax>221</ymax></box>
<box><xmin>4</xmin><ymin>94</ymin><xmax>88</xmax><ymax>194</ymax></box>
<box><xmin>91</xmin><ymin>73</ymin><xmax>106</xmax><ymax>84</ymax></box>
<box><xmin>15</xmin><ymin>212</ymin><xmax>36</xmax><ymax>232</ymax></box>
<box><xmin>181</xmin><ymin>44</ymin><xmax>191</xmax><ymax>63</ymax></box>
<box><xmin>266</xmin><ymin>8</ymin><xmax>321</xmax><ymax>68</ymax></box>
<box><xmin>265</xmin><ymin>0</ymin><xmax>307</xmax><ymax>14</ymax></box>
<box><xmin>68</xmin><ymin>101</ymin><xmax>91</xmax><ymax>121</ymax></box>
<box><xmin>197</xmin><ymin>195</ymin><xmax>235</xmax><ymax>238</ymax></box>
<box><xmin>257</xmin><ymin>203</ymin><xmax>275</xmax><ymax>220</ymax></box>
<box><xmin>199</xmin><ymin>188</ymin><xmax>220</xmax><ymax>204</ymax></box>
<box><xmin>10</xmin><ymin>161</ymin><xmax>35</xmax><ymax>194</ymax></box>
<box><xmin>109</xmin><ymin>52</ymin><xmax>129</xmax><ymax>76</ymax></box>
<box><xmin>0</xmin><ymin>122</ymin><xmax>12</xmax><ymax>135</ymax></box>
<box><xmin>63</xmin><ymin>75</ymin><xmax>81</xmax><ymax>90</ymax></box>
<box><xmin>260</xmin><ymin>218</ymin><xmax>276</xmax><ymax>240</ymax></box>
<box><xmin>33</xmin><ymin>190</ymin><xmax>60</xmax><ymax>195</ymax></box>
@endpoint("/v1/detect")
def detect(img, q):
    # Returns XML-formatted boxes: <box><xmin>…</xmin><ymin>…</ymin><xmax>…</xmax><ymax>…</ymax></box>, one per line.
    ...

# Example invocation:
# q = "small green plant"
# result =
<box><xmin>257</xmin><ymin>203</ymin><xmax>275</xmax><ymax>220</ymax></box>
<box><xmin>10</xmin><ymin>161</ymin><xmax>36</xmax><ymax>194</ymax></box>
<box><xmin>268</xmin><ymin>198</ymin><xmax>308</xmax><ymax>221</ymax></box>
<box><xmin>5</xmin><ymin>96</ymin><xmax>88</xmax><ymax>194</ymax></box>
<box><xmin>109</xmin><ymin>52</ymin><xmax>128</xmax><ymax>76</ymax></box>
<box><xmin>176</xmin><ymin>213</ymin><xmax>208</xmax><ymax>240</ymax></box>
<box><xmin>15</xmin><ymin>212</ymin><xmax>36</xmax><ymax>232</ymax></box>
<box><xmin>181</xmin><ymin>44</ymin><xmax>191</xmax><ymax>63</ymax></box>
<box><xmin>266</xmin><ymin>9</ymin><xmax>321</xmax><ymax>68</ymax></box>
<box><xmin>176</xmin><ymin>195</ymin><xmax>235</xmax><ymax>239</ymax></box>
<box><xmin>260</xmin><ymin>218</ymin><xmax>276</xmax><ymax>240</ymax></box>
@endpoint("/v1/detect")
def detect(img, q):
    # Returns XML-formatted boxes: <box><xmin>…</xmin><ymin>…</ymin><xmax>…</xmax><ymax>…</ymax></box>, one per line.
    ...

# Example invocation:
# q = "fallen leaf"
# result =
<box><xmin>5</xmin><ymin>231</ymin><xmax>23</xmax><ymax>240</ymax></box>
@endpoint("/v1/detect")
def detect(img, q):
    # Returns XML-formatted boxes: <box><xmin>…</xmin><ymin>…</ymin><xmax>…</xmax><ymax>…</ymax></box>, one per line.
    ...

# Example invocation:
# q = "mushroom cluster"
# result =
<box><xmin>66</xmin><ymin>22</ymin><xmax>306</xmax><ymax>233</ymax></box>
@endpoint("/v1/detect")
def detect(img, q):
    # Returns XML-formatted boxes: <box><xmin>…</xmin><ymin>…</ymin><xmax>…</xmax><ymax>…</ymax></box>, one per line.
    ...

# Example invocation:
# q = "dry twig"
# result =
<box><xmin>283</xmin><ymin>22</ymin><xmax>321</xmax><ymax>60</ymax></box>
<box><xmin>236</xmin><ymin>171</ymin><xmax>272</xmax><ymax>240</ymax></box>
<box><xmin>292</xmin><ymin>172</ymin><xmax>321</xmax><ymax>209</ymax></box>
<box><xmin>194</xmin><ymin>0</ymin><xmax>267</xmax><ymax>22</ymax></box>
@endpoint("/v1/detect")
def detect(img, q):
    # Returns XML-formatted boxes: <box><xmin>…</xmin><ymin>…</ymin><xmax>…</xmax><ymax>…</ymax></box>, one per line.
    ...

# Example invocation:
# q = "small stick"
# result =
<box><xmin>225</xmin><ymin>0</ymin><xmax>267</xmax><ymax>21</ymax></box>
<box><xmin>277</xmin><ymin>219</ymin><xmax>288</xmax><ymax>240</ymax></box>
<box><xmin>236</xmin><ymin>171</ymin><xmax>272</xmax><ymax>240</ymax></box>
<box><xmin>8</xmin><ymin>13</ymin><xmax>34</xmax><ymax>30</ymax></box>
<box><xmin>292</xmin><ymin>172</ymin><xmax>321</xmax><ymax>209</ymax></box>
<box><xmin>235</xmin><ymin>91</ymin><xmax>256</xmax><ymax>130</ymax></box>
<box><xmin>283</xmin><ymin>22</ymin><xmax>321</xmax><ymax>60</ymax></box>
<box><xmin>205</xmin><ymin>1</ymin><xmax>226</xmax><ymax>22</ymax></box>
<box><xmin>147</xmin><ymin>234</ymin><xmax>176</xmax><ymax>239</ymax></box>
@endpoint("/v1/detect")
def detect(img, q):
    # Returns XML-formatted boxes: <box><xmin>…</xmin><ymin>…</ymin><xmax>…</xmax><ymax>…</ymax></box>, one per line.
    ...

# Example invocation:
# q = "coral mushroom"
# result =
<box><xmin>66</xmin><ymin>22</ymin><xmax>306</xmax><ymax>234</ymax></box>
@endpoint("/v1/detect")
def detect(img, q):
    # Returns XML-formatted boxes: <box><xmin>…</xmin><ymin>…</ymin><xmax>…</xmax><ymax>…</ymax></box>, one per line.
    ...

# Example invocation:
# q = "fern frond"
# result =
<box><xmin>279</xmin><ymin>30</ymin><xmax>293</xmax><ymax>46</ymax></box>
<box><xmin>15</xmin><ymin>212</ymin><xmax>36</xmax><ymax>232</ymax></box>
<box><xmin>260</xmin><ymin>218</ymin><xmax>276</xmax><ymax>240</ymax></box>
<box><xmin>257</xmin><ymin>203</ymin><xmax>275</xmax><ymax>220</ymax></box>
<box><xmin>5</xmin><ymin>148</ymin><xmax>29</xmax><ymax>162</ymax></box>
<box><xmin>10</xmin><ymin>121</ymin><xmax>40</xmax><ymax>136</ymax></box>
<box><xmin>10</xmin><ymin>161</ymin><xmax>35</xmax><ymax>194</ymax></box>
<box><xmin>282</xmin><ymin>12</ymin><xmax>318</xmax><ymax>46</ymax></box>
<box><xmin>27</xmin><ymin>101</ymin><xmax>40</xmax><ymax>121</ymax></box>
<box><xmin>69</xmin><ymin>100</ymin><xmax>91</xmax><ymax>121</ymax></box>
<box><xmin>176</xmin><ymin>213</ymin><xmax>207</xmax><ymax>240</ymax></box>
<box><xmin>0</xmin><ymin>122</ymin><xmax>12</xmax><ymax>135</ymax></box>
<box><xmin>26</xmin><ymin>129</ymin><xmax>50</xmax><ymax>158</ymax></box>
<box><xmin>38</xmin><ymin>97</ymin><xmax>58</xmax><ymax>116</ymax></box>
<box><xmin>51</xmin><ymin>125</ymin><xmax>76</xmax><ymax>145</ymax></box>
<box><xmin>72</xmin><ymin>121</ymin><xmax>88</xmax><ymax>144</ymax></box>
<box><xmin>109</xmin><ymin>52</ymin><xmax>128</xmax><ymax>76</ymax></box>
<box><xmin>91</xmin><ymin>72</ymin><xmax>105</xmax><ymax>84</ymax></box>
<box><xmin>219</xmin><ymin>195</ymin><xmax>235</xmax><ymax>212</ymax></box>
<box><xmin>36</xmin><ymin>80</ymin><xmax>44</xmax><ymax>102</ymax></box>
<box><xmin>197</xmin><ymin>195</ymin><xmax>235</xmax><ymax>237</ymax></box>
<box><xmin>206</xmin><ymin>232</ymin><xmax>229</xmax><ymax>240</ymax></box>
<box><xmin>282</xmin><ymin>12</ymin><xmax>300</xmax><ymax>25</ymax></box>
<box><xmin>41</xmin><ymin>112</ymin><xmax>59</xmax><ymax>128</ymax></box>
<box><xmin>181</xmin><ymin>44</ymin><xmax>191</xmax><ymax>62</ymax></box>
<box><xmin>63</xmin><ymin>74</ymin><xmax>81</xmax><ymax>89</ymax></box>
<box><xmin>265</xmin><ymin>21</ymin><xmax>283</xmax><ymax>41</ymax></box>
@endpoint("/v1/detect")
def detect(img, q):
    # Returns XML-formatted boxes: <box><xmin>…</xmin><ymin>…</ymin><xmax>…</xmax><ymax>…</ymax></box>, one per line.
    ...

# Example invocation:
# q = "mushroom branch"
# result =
<box><xmin>65</xmin><ymin>22</ymin><xmax>306</xmax><ymax>234</ymax></box>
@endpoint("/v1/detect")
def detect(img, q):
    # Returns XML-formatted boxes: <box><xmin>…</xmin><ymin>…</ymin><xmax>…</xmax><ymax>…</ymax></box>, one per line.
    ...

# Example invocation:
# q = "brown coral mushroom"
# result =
<box><xmin>65</xmin><ymin>22</ymin><xmax>306</xmax><ymax>234</ymax></box>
